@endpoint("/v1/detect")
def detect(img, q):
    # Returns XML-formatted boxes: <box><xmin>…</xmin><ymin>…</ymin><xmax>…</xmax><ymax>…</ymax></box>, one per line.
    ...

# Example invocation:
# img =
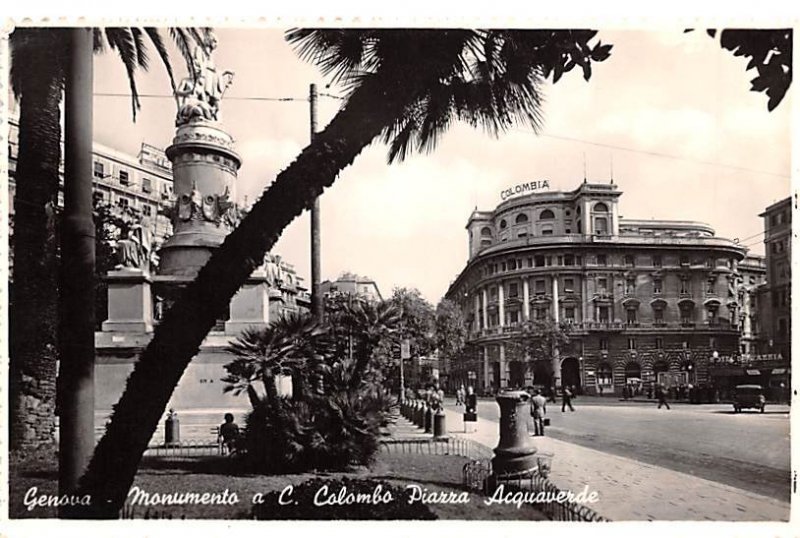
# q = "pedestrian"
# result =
<box><xmin>656</xmin><ymin>385</ymin><xmax>671</xmax><ymax>410</ymax></box>
<box><xmin>561</xmin><ymin>385</ymin><xmax>575</xmax><ymax>412</ymax></box>
<box><xmin>529</xmin><ymin>389</ymin><xmax>547</xmax><ymax>436</ymax></box>
<box><xmin>548</xmin><ymin>384</ymin><xmax>557</xmax><ymax>403</ymax></box>
<box><xmin>456</xmin><ymin>384</ymin><xmax>464</xmax><ymax>406</ymax></box>
<box><xmin>598</xmin><ymin>384</ymin><xmax>604</xmax><ymax>397</ymax></box>
<box><xmin>465</xmin><ymin>385</ymin><xmax>477</xmax><ymax>415</ymax></box>
<box><xmin>218</xmin><ymin>413</ymin><xmax>241</xmax><ymax>454</ymax></box>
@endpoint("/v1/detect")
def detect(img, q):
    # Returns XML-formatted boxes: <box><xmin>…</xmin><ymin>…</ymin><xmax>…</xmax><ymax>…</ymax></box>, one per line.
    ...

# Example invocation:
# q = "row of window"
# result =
<box><xmin>94</xmin><ymin>160</ymin><xmax>170</xmax><ymax>196</ymax></box>
<box><xmin>770</xmin><ymin>237</ymin><xmax>789</xmax><ymax>254</ymax></box>
<box><xmin>480</xmin><ymin>273</ymin><xmax>719</xmax><ymax>302</ymax></box>
<box><xmin>95</xmin><ymin>191</ymin><xmax>157</xmax><ymax>217</ymax></box>
<box><xmin>482</xmin><ymin>253</ymin><xmax>731</xmax><ymax>277</ymax></box>
<box><xmin>495</xmin><ymin>203</ymin><xmax>609</xmax><ymax>231</ymax></box>
<box><xmin>476</xmin><ymin>300</ymin><xmax>721</xmax><ymax>330</ymax></box>
<box><xmin>597</xmin><ymin>336</ymin><xmax>717</xmax><ymax>352</ymax></box>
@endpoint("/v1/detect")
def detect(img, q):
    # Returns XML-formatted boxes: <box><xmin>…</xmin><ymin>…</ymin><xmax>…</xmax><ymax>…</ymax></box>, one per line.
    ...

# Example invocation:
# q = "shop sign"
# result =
<box><xmin>772</xmin><ymin>368</ymin><xmax>787</xmax><ymax>375</ymax></box>
<box><xmin>746</xmin><ymin>369</ymin><xmax>761</xmax><ymax>376</ymax></box>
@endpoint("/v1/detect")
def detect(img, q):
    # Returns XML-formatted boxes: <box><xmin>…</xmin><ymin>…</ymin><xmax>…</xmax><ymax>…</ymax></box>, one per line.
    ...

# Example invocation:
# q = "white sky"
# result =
<box><xmin>91</xmin><ymin>28</ymin><xmax>792</xmax><ymax>304</ymax></box>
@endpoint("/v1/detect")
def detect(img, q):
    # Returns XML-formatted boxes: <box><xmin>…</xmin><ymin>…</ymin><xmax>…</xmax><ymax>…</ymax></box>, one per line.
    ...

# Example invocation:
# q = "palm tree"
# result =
<box><xmin>8</xmin><ymin>27</ymin><xmax>208</xmax><ymax>452</ymax></box>
<box><xmin>77</xmin><ymin>29</ymin><xmax>613</xmax><ymax>517</ymax></box>
<box><xmin>339</xmin><ymin>300</ymin><xmax>402</xmax><ymax>389</ymax></box>
<box><xmin>223</xmin><ymin>312</ymin><xmax>330</xmax><ymax>406</ymax></box>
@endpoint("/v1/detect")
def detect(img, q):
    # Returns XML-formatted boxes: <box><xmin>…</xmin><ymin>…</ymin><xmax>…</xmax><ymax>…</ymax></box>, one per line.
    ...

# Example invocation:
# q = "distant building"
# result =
<box><xmin>759</xmin><ymin>197</ymin><xmax>791</xmax><ymax>360</ymax></box>
<box><xmin>445</xmin><ymin>181</ymin><xmax>748</xmax><ymax>396</ymax></box>
<box><xmin>8</xmin><ymin>115</ymin><xmax>174</xmax><ymax>246</ymax></box>
<box><xmin>737</xmin><ymin>254</ymin><xmax>768</xmax><ymax>355</ymax></box>
<box><xmin>320</xmin><ymin>273</ymin><xmax>383</xmax><ymax>303</ymax></box>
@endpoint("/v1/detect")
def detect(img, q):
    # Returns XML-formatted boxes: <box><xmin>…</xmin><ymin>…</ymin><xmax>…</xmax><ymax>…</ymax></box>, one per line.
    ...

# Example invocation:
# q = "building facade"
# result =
<box><xmin>705</xmin><ymin>198</ymin><xmax>792</xmax><ymax>402</ymax></box>
<box><xmin>759</xmin><ymin>197</ymin><xmax>791</xmax><ymax>359</ymax></box>
<box><xmin>8</xmin><ymin>115</ymin><xmax>175</xmax><ymax>246</ymax></box>
<box><xmin>319</xmin><ymin>272</ymin><xmax>384</xmax><ymax>303</ymax></box>
<box><xmin>445</xmin><ymin>182</ymin><xmax>747</xmax><ymax>396</ymax></box>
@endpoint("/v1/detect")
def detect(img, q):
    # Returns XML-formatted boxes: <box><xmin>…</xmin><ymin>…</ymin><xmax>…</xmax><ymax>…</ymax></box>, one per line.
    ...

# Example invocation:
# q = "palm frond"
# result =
<box><xmin>143</xmin><ymin>28</ymin><xmax>178</xmax><ymax>103</ymax></box>
<box><xmin>104</xmin><ymin>28</ymin><xmax>142</xmax><ymax>121</ymax></box>
<box><xmin>169</xmin><ymin>28</ymin><xmax>197</xmax><ymax>76</ymax></box>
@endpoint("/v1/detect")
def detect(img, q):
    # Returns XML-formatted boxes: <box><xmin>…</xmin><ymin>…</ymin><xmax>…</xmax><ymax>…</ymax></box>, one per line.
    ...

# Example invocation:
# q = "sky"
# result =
<box><xmin>91</xmin><ymin>28</ymin><xmax>792</xmax><ymax>304</ymax></box>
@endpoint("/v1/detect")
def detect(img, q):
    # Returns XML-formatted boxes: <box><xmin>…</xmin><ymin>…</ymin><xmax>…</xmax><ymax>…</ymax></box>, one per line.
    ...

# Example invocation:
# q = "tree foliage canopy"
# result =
<box><xmin>699</xmin><ymin>28</ymin><xmax>792</xmax><ymax>111</ymax></box>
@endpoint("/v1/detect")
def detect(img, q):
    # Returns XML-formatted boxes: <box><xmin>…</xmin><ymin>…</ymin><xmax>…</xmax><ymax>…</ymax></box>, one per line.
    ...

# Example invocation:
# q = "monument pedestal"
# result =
<box><xmin>225</xmin><ymin>269</ymin><xmax>271</xmax><ymax>334</ymax></box>
<box><xmin>102</xmin><ymin>269</ymin><xmax>153</xmax><ymax>333</ymax></box>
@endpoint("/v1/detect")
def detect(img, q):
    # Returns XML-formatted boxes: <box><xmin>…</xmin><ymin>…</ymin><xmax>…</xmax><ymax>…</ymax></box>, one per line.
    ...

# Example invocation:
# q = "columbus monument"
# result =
<box><xmin>158</xmin><ymin>31</ymin><xmax>241</xmax><ymax>276</ymax></box>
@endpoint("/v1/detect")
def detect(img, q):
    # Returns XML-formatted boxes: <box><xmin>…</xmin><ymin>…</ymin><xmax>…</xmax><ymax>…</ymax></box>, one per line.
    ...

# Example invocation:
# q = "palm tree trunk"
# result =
<box><xmin>77</xmin><ymin>64</ymin><xmax>451</xmax><ymax>517</ymax></box>
<box><xmin>8</xmin><ymin>31</ymin><xmax>65</xmax><ymax>452</ymax></box>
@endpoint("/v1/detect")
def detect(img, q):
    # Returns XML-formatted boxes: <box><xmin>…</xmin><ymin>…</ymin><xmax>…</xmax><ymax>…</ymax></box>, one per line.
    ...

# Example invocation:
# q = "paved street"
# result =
<box><xmin>436</xmin><ymin>400</ymin><xmax>791</xmax><ymax>521</ymax></box>
<box><xmin>448</xmin><ymin>397</ymin><xmax>791</xmax><ymax>502</ymax></box>
<box><xmin>449</xmin><ymin>398</ymin><xmax>790</xmax><ymax>501</ymax></box>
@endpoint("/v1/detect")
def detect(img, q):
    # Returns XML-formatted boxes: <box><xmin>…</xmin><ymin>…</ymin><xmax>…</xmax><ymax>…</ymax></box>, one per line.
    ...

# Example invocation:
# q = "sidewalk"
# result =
<box><xmin>440</xmin><ymin>407</ymin><xmax>790</xmax><ymax>521</ymax></box>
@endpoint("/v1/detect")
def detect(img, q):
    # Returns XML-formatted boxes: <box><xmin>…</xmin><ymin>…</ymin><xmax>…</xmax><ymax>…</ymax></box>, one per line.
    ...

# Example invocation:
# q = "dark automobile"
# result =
<box><xmin>733</xmin><ymin>384</ymin><xmax>766</xmax><ymax>413</ymax></box>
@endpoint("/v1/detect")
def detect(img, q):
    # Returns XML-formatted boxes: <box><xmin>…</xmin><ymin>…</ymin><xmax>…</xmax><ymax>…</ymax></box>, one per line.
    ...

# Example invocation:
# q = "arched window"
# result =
<box><xmin>480</xmin><ymin>227</ymin><xmax>493</xmax><ymax>237</ymax></box>
<box><xmin>515</xmin><ymin>213</ymin><xmax>529</xmax><ymax>224</ymax></box>
<box><xmin>594</xmin><ymin>202</ymin><xmax>609</xmax><ymax>212</ymax></box>
<box><xmin>625</xmin><ymin>362</ymin><xmax>641</xmax><ymax>381</ymax></box>
<box><xmin>539</xmin><ymin>209</ymin><xmax>555</xmax><ymax>220</ymax></box>
<box><xmin>499</xmin><ymin>219</ymin><xmax>507</xmax><ymax>229</ymax></box>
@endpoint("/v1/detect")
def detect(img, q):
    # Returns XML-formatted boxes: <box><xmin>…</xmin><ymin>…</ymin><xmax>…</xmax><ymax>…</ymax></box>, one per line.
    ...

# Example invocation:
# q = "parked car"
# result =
<box><xmin>733</xmin><ymin>384</ymin><xmax>766</xmax><ymax>413</ymax></box>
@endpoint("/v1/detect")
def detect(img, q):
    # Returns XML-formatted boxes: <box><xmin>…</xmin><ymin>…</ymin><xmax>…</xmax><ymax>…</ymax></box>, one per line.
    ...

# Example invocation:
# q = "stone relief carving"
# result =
<box><xmin>168</xmin><ymin>182</ymin><xmax>241</xmax><ymax>228</ymax></box>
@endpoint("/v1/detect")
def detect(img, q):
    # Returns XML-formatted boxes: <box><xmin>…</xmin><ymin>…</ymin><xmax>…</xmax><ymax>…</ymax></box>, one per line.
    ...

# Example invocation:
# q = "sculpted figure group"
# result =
<box><xmin>175</xmin><ymin>32</ymin><xmax>234</xmax><ymax>125</ymax></box>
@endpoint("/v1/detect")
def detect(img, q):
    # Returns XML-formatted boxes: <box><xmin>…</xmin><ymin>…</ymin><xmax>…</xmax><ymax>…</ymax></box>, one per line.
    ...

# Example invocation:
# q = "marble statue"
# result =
<box><xmin>175</xmin><ymin>31</ymin><xmax>234</xmax><ymax>125</ymax></box>
<box><xmin>115</xmin><ymin>225</ymin><xmax>151</xmax><ymax>271</ymax></box>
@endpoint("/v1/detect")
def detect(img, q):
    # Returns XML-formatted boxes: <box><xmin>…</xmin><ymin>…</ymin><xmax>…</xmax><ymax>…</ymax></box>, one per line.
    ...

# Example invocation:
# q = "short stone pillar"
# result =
<box><xmin>101</xmin><ymin>269</ymin><xmax>153</xmax><ymax>333</ymax></box>
<box><xmin>491</xmin><ymin>390</ymin><xmax>538</xmax><ymax>476</ymax></box>
<box><xmin>424</xmin><ymin>405</ymin><xmax>433</xmax><ymax>433</ymax></box>
<box><xmin>433</xmin><ymin>409</ymin><xmax>447</xmax><ymax>439</ymax></box>
<box><xmin>225</xmin><ymin>269</ymin><xmax>270</xmax><ymax>334</ymax></box>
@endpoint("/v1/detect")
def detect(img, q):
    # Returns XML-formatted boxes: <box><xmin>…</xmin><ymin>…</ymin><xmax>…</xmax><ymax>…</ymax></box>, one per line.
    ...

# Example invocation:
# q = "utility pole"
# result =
<box><xmin>59</xmin><ymin>27</ymin><xmax>95</xmax><ymax>501</ymax></box>
<box><xmin>309</xmin><ymin>83</ymin><xmax>323</xmax><ymax>320</ymax></box>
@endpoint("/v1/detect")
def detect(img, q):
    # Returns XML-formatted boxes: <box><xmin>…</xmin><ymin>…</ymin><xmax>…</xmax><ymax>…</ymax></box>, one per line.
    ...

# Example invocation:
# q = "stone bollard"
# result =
<box><xmin>433</xmin><ymin>408</ymin><xmax>447</xmax><ymax>439</ymax></box>
<box><xmin>165</xmin><ymin>408</ymin><xmax>180</xmax><ymax>447</ymax></box>
<box><xmin>424</xmin><ymin>405</ymin><xmax>433</xmax><ymax>433</ymax></box>
<box><xmin>491</xmin><ymin>390</ymin><xmax>537</xmax><ymax>476</ymax></box>
<box><xmin>415</xmin><ymin>402</ymin><xmax>423</xmax><ymax>428</ymax></box>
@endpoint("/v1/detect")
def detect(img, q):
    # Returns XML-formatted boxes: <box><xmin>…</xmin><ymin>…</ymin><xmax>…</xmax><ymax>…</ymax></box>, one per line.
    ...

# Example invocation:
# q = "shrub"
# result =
<box><xmin>241</xmin><ymin>386</ymin><xmax>392</xmax><ymax>474</ymax></box>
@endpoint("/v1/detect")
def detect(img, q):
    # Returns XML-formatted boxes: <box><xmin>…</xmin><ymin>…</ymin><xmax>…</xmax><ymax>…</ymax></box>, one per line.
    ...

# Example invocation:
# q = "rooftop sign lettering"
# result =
<box><xmin>500</xmin><ymin>180</ymin><xmax>550</xmax><ymax>201</ymax></box>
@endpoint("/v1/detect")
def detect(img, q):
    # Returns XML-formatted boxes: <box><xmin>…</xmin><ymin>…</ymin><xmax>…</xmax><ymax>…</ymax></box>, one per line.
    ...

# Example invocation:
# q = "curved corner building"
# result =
<box><xmin>444</xmin><ymin>182</ymin><xmax>747</xmax><ymax>395</ymax></box>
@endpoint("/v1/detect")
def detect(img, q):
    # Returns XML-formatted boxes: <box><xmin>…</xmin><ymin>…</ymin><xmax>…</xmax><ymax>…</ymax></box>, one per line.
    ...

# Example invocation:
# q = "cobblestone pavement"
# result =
<box><xmin>439</xmin><ymin>406</ymin><xmax>791</xmax><ymax>521</ymax></box>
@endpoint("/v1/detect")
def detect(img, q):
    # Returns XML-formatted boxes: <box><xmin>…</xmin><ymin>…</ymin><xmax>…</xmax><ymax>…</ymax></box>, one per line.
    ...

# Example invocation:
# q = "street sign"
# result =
<box><xmin>468</xmin><ymin>371</ymin><xmax>476</xmax><ymax>379</ymax></box>
<box><xmin>400</xmin><ymin>339</ymin><xmax>411</xmax><ymax>359</ymax></box>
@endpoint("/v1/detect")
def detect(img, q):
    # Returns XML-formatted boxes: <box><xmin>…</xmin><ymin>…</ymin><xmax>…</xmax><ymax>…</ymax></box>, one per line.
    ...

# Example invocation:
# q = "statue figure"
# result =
<box><xmin>264</xmin><ymin>253</ymin><xmax>284</xmax><ymax>286</ymax></box>
<box><xmin>115</xmin><ymin>225</ymin><xmax>151</xmax><ymax>272</ymax></box>
<box><xmin>175</xmin><ymin>31</ymin><xmax>235</xmax><ymax>125</ymax></box>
